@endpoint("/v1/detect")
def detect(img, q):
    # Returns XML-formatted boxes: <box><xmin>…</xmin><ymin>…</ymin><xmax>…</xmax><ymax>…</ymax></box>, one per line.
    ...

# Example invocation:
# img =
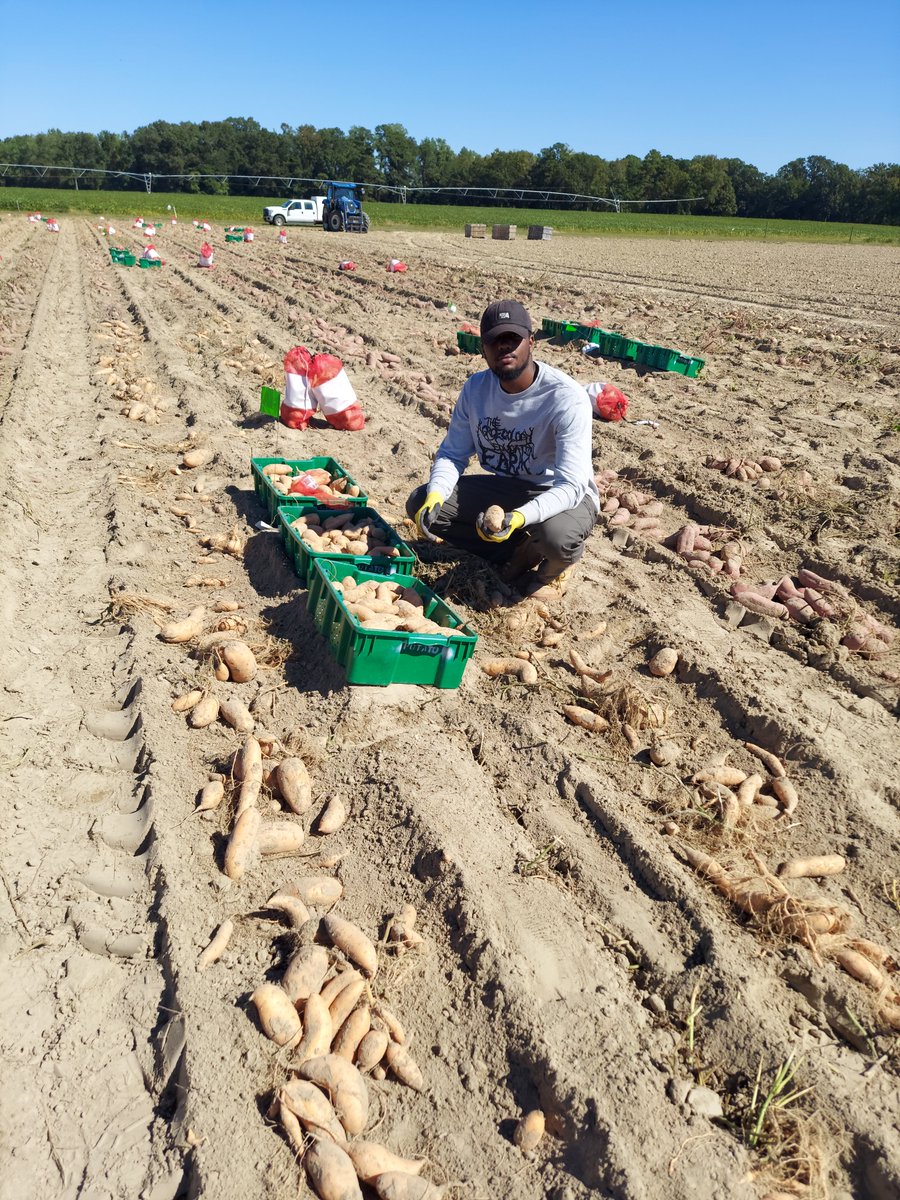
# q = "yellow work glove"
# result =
<box><xmin>476</xmin><ymin>509</ymin><xmax>525</xmax><ymax>543</ymax></box>
<box><xmin>414</xmin><ymin>491</ymin><xmax>444</xmax><ymax>541</ymax></box>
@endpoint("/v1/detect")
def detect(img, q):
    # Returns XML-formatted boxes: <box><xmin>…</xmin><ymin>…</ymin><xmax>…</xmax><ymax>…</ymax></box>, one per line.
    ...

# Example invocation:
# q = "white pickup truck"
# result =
<box><xmin>262</xmin><ymin>196</ymin><xmax>326</xmax><ymax>227</ymax></box>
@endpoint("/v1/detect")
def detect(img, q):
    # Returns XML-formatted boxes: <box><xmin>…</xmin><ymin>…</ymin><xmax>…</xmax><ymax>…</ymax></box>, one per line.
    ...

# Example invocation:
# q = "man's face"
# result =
<box><xmin>482</xmin><ymin>331</ymin><xmax>534</xmax><ymax>385</ymax></box>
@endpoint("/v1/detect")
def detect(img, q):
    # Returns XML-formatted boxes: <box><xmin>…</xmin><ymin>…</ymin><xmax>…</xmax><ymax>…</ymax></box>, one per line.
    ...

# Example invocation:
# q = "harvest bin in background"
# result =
<box><xmin>307</xmin><ymin>560</ymin><xmax>478</xmax><ymax>688</ymax></box>
<box><xmin>277</xmin><ymin>503</ymin><xmax>416</xmax><ymax>584</ymax></box>
<box><xmin>251</xmin><ymin>457</ymin><xmax>368</xmax><ymax>521</ymax></box>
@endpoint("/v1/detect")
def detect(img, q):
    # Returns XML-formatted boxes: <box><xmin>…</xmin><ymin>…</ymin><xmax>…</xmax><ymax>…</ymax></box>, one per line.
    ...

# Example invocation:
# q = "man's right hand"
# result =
<box><xmin>414</xmin><ymin>491</ymin><xmax>444</xmax><ymax>541</ymax></box>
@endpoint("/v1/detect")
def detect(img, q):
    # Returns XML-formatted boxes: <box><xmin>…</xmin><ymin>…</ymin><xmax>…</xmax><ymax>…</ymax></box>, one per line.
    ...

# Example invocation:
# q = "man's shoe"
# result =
<box><xmin>520</xmin><ymin>566</ymin><xmax>576</xmax><ymax>602</ymax></box>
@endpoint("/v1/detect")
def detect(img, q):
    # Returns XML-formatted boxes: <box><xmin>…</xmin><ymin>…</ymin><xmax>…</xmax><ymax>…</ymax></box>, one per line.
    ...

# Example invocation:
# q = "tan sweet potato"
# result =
<box><xmin>160</xmin><ymin>606</ymin><xmax>206</xmax><ymax>643</ymax></box>
<box><xmin>777</xmin><ymin>855</ymin><xmax>845</xmax><ymax>880</ymax></box>
<box><xmin>743</xmin><ymin>741</ymin><xmax>786</xmax><ymax>778</ymax></box>
<box><xmin>296</xmin><ymin>1053</ymin><xmax>369</xmax><ymax>1137</ymax></box>
<box><xmin>305</xmin><ymin>1137</ymin><xmax>363</xmax><ymax>1200</ymax></box>
<box><xmin>196</xmin><ymin>779</ymin><xmax>225</xmax><ymax>812</ymax></box>
<box><xmin>513</xmin><ymin>1109</ymin><xmax>545</xmax><ymax>1153</ymax></box>
<box><xmin>481</xmin><ymin>658</ymin><xmax>538</xmax><ymax>685</ymax></box>
<box><xmin>329</xmin><ymin>977</ymin><xmax>367</xmax><ymax>1033</ymax></box>
<box><xmin>258</xmin><ymin>820</ymin><xmax>305</xmax><ymax>856</ymax></box>
<box><xmin>370</xmin><ymin>1173</ymin><xmax>442</xmax><ymax>1199</ymax></box>
<box><xmin>563</xmin><ymin>705</ymin><xmax>609</xmax><ymax>733</ymax></box>
<box><xmin>276</xmin><ymin>757</ymin><xmax>312</xmax><ymax>815</ymax></box>
<box><xmin>172</xmin><ymin>689</ymin><xmax>203</xmax><ymax>713</ymax></box>
<box><xmin>647</xmin><ymin>648</ymin><xmax>678</xmax><ymax>678</ymax></box>
<box><xmin>332</xmin><ymin>1004</ymin><xmax>371</xmax><ymax>1061</ymax></box>
<box><xmin>224</xmin><ymin>807</ymin><xmax>261</xmax><ymax>881</ymax></box>
<box><xmin>197</xmin><ymin>919</ymin><xmax>234</xmax><ymax>971</ymax></box>
<box><xmin>251</xmin><ymin>983</ymin><xmax>302</xmax><ymax>1047</ymax></box>
<box><xmin>318</xmin><ymin>796</ymin><xmax>348</xmax><ymax>835</ymax></box>
<box><xmin>188</xmin><ymin>693</ymin><xmax>219</xmax><ymax>729</ymax></box>
<box><xmin>219</xmin><ymin>641</ymin><xmax>257</xmax><ymax>682</ymax></box>
<box><xmin>283</xmin><ymin>945</ymin><xmax>331</xmax><ymax>1004</ymax></box>
<box><xmin>323</xmin><ymin>914</ymin><xmax>378</xmax><ymax>977</ymax></box>
<box><xmin>278</xmin><ymin>1078</ymin><xmax>346</xmax><ymax>1145</ymax></box>
<box><xmin>355</xmin><ymin>1029</ymin><xmax>389</xmax><ymax>1073</ymax></box>
<box><xmin>265</xmin><ymin>890</ymin><xmax>310</xmax><ymax>929</ymax></box>
<box><xmin>483</xmin><ymin>504</ymin><xmax>506</xmax><ymax>533</ymax></box>
<box><xmin>320</xmin><ymin>968</ymin><xmax>363</xmax><ymax>1009</ymax></box>
<box><xmin>383</xmin><ymin>1042</ymin><xmax>424</xmax><ymax>1091</ymax></box>
<box><xmin>290</xmin><ymin>876</ymin><xmax>344</xmax><ymax>906</ymax></box>
<box><xmin>346</xmin><ymin>1142</ymin><xmax>425</xmax><ymax>1184</ymax></box>
<box><xmin>295</xmin><ymin>992</ymin><xmax>333</xmax><ymax>1063</ymax></box>
<box><xmin>219</xmin><ymin>697</ymin><xmax>255</xmax><ymax>734</ymax></box>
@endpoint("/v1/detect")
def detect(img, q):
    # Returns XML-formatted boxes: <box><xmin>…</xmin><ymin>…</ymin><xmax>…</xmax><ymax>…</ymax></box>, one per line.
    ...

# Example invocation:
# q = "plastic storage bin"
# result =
<box><xmin>456</xmin><ymin>331</ymin><xmax>483</xmax><ymax>353</ymax></box>
<box><xmin>307</xmin><ymin>560</ymin><xmax>478</xmax><ymax>688</ymax></box>
<box><xmin>278</xmin><ymin>504</ymin><xmax>416</xmax><ymax>584</ymax></box>
<box><xmin>251</xmin><ymin>457</ymin><xmax>368</xmax><ymax>520</ymax></box>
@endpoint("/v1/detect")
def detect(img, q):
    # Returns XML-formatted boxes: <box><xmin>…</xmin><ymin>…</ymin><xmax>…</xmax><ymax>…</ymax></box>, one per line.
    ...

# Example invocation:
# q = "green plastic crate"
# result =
<box><xmin>307</xmin><ymin>559</ymin><xmax>478</xmax><ymax>688</ymax></box>
<box><xmin>635</xmin><ymin>343</ymin><xmax>679</xmax><ymax>370</ymax></box>
<box><xmin>225</xmin><ymin>234</ymin><xmax>243</xmax><ymax>243</ymax></box>
<box><xmin>670</xmin><ymin>353</ymin><xmax>705</xmax><ymax>377</ymax></box>
<box><xmin>251</xmin><ymin>456</ymin><xmax>368</xmax><ymax>520</ymax></box>
<box><xmin>456</xmin><ymin>331</ymin><xmax>482</xmax><ymax>353</ymax></box>
<box><xmin>541</xmin><ymin>318</ymin><xmax>581</xmax><ymax>342</ymax></box>
<box><xmin>121</xmin><ymin>253</ymin><xmax>136</xmax><ymax>267</ymax></box>
<box><xmin>277</xmin><ymin>504</ymin><xmax>415</xmax><ymax>584</ymax></box>
<box><xmin>138</xmin><ymin>258</ymin><xmax>162</xmax><ymax>269</ymax></box>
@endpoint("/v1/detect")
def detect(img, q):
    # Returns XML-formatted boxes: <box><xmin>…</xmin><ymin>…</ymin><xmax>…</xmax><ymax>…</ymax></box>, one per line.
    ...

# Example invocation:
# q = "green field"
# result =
<box><xmin>3</xmin><ymin>186</ymin><xmax>898</xmax><ymax>245</ymax></box>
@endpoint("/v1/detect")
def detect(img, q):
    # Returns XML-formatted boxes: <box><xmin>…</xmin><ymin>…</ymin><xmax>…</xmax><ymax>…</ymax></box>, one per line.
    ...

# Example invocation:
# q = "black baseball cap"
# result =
<box><xmin>480</xmin><ymin>300</ymin><xmax>533</xmax><ymax>344</ymax></box>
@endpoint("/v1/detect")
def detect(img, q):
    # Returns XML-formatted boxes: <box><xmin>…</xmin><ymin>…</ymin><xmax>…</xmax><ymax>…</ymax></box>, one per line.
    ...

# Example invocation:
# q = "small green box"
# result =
<box><xmin>121</xmin><ymin>253</ymin><xmax>136</xmax><ymax>267</ymax></box>
<box><xmin>541</xmin><ymin>318</ymin><xmax>581</xmax><ymax>343</ymax></box>
<box><xmin>251</xmin><ymin>456</ymin><xmax>368</xmax><ymax>520</ymax></box>
<box><xmin>225</xmin><ymin>234</ymin><xmax>243</xmax><ymax>243</ymax></box>
<box><xmin>456</xmin><ymin>331</ymin><xmax>482</xmax><ymax>353</ymax></box>
<box><xmin>307</xmin><ymin>559</ymin><xmax>478</xmax><ymax>688</ymax></box>
<box><xmin>671</xmin><ymin>354</ymin><xmax>705</xmax><ymax>378</ymax></box>
<box><xmin>635</xmin><ymin>343</ymin><xmax>678</xmax><ymax>370</ymax></box>
<box><xmin>138</xmin><ymin>258</ymin><xmax>162</xmax><ymax>269</ymax></box>
<box><xmin>278</xmin><ymin>504</ymin><xmax>416</xmax><ymax>583</ymax></box>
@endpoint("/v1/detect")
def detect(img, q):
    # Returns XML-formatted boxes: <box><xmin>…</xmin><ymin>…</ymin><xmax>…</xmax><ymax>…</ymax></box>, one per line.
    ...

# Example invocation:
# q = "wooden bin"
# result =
<box><xmin>492</xmin><ymin>224</ymin><xmax>517</xmax><ymax>240</ymax></box>
<box><xmin>465</xmin><ymin>223</ymin><xmax>487</xmax><ymax>238</ymax></box>
<box><xmin>527</xmin><ymin>225</ymin><xmax>553</xmax><ymax>240</ymax></box>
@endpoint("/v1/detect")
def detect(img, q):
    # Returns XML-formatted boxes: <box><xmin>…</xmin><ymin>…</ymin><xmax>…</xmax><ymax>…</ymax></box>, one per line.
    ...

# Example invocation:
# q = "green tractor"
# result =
<box><xmin>322</xmin><ymin>181</ymin><xmax>370</xmax><ymax>233</ymax></box>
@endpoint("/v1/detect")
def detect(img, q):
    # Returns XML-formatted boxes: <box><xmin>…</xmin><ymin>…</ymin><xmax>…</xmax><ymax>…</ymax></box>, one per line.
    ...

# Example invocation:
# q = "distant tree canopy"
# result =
<box><xmin>1</xmin><ymin>118</ymin><xmax>897</xmax><ymax>225</ymax></box>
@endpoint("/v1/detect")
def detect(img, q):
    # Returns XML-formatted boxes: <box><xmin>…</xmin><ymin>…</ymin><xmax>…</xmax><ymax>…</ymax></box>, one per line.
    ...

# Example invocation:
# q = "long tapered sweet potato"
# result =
<box><xmin>278</xmin><ymin>1078</ymin><xmax>347</xmax><ymax>1145</ymax></box>
<box><xmin>295</xmin><ymin>992</ymin><xmax>333</xmax><ymax>1063</ymax></box>
<box><xmin>258</xmin><ymin>820</ymin><xmax>305</xmax><ymax>855</ymax></box>
<box><xmin>224</xmin><ymin>807</ymin><xmax>260</xmax><ymax>880</ymax></box>
<box><xmin>197</xmin><ymin>919</ymin><xmax>234</xmax><ymax>971</ymax></box>
<box><xmin>323</xmin><ymin>913</ymin><xmax>378</xmax><ymax>977</ymax></box>
<box><xmin>160</xmin><ymin>606</ymin><xmax>206</xmax><ymax>643</ymax></box>
<box><xmin>276</xmin><ymin>757</ymin><xmax>312</xmax><ymax>814</ymax></box>
<box><xmin>346</xmin><ymin>1142</ymin><xmax>425</xmax><ymax>1183</ymax></box>
<box><xmin>305</xmin><ymin>1137</ymin><xmax>363</xmax><ymax>1200</ymax></box>
<box><xmin>383</xmin><ymin>1042</ymin><xmax>424</xmax><ymax>1091</ymax></box>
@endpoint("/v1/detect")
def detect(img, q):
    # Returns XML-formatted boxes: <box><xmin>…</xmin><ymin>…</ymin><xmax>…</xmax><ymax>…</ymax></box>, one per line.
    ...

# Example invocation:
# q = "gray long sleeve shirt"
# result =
<box><xmin>427</xmin><ymin>360</ymin><xmax>600</xmax><ymax>526</ymax></box>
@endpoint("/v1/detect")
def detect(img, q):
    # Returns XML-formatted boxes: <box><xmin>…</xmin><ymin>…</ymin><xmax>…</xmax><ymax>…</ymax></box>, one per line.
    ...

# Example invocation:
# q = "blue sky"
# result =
<box><xmin>1</xmin><ymin>0</ymin><xmax>897</xmax><ymax>174</ymax></box>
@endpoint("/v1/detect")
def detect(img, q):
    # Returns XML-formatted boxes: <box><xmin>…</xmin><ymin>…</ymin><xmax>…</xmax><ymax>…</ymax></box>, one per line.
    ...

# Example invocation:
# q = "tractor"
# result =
<box><xmin>321</xmin><ymin>181</ymin><xmax>370</xmax><ymax>233</ymax></box>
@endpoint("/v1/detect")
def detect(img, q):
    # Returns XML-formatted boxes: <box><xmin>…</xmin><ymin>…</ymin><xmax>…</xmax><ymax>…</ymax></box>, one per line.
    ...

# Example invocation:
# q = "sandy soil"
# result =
<box><xmin>0</xmin><ymin>215</ymin><xmax>898</xmax><ymax>1200</ymax></box>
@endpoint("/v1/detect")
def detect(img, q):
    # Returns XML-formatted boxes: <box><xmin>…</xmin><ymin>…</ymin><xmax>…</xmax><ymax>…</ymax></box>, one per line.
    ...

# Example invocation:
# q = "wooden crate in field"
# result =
<box><xmin>492</xmin><ymin>224</ymin><xmax>517</xmax><ymax>240</ymax></box>
<box><xmin>465</xmin><ymin>223</ymin><xmax>486</xmax><ymax>238</ymax></box>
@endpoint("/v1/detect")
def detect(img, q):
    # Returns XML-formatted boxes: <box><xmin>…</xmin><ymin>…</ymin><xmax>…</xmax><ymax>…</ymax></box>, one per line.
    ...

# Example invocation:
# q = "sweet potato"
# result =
<box><xmin>188</xmin><ymin>693</ymin><xmax>219</xmax><ymax>729</ymax></box>
<box><xmin>160</xmin><ymin>606</ymin><xmax>206</xmax><ymax>643</ymax></box>
<box><xmin>197</xmin><ymin>918</ymin><xmax>234</xmax><ymax>971</ymax></box>
<box><xmin>296</xmin><ymin>1054</ymin><xmax>369</xmax><ymax>1137</ymax></box>
<box><xmin>283</xmin><ymin>945</ymin><xmax>331</xmax><ymax>1004</ymax></box>
<box><xmin>295</xmin><ymin>992</ymin><xmax>334</xmax><ymax>1063</ymax></box>
<box><xmin>383</xmin><ymin>1042</ymin><xmax>424</xmax><ymax>1091</ymax></box>
<box><xmin>743</xmin><ymin>742</ymin><xmax>786</xmax><ymax>778</ymax></box>
<box><xmin>771</xmin><ymin>777</ymin><xmax>799</xmax><ymax>819</ymax></box>
<box><xmin>834</xmin><ymin>948</ymin><xmax>889</xmax><ymax>993</ymax></box>
<box><xmin>332</xmin><ymin>1004</ymin><xmax>371</xmax><ymax>1061</ymax></box>
<box><xmin>258</xmin><ymin>821</ymin><xmax>306</xmax><ymax>856</ymax></box>
<box><xmin>276</xmin><ymin>757</ymin><xmax>312</xmax><ymax>815</ymax></box>
<box><xmin>777</xmin><ymin>855</ymin><xmax>845</xmax><ymax>880</ymax></box>
<box><xmin>329</xmin><ymin>977</ymin><xmax>367</xmax><ymax>1032</ymax></box>
<box><xmin>196</xmin><ymin>779</ymin><xmax>225</xmax><ymax>813</ymax></box>
<box><xmin>481</xmin><ymin>658</ymin><xmax>538</xmax><ymax>686</ymax></box>
<box><xmin>265</xmin><ymin>890</ymin><xmax>311</xmax><ymax>929</ymax></box>
<box><xmin>647</xmin><ymin>648</ymin><xmax>678</xmax><ymax>678</ymax></box>
<box><xmin>323</xmin><ymin>914</ymin><xmax>378</xmax><ymax>977</ymax></box>
<box><xmin>370</xmin><ymin>1174</ymin><xmax>442</xmax><ymax>1200</ymax></box>
<box><xmin>483</xmin><ymin>504</ymin><xmax>506</xmax><ymax>533</ymax></box>
<box><xmin>318</xmin><ymin>796</ymin><xmax>348</xmax><ymax>835</ymax></box>
<box><xmin>563</xmin><ymin>705</ymin><xmax>609</xmax><ymax>733</ymax></box>
<box><xmin>320</xmin><ymin>968</ymin><xmax>362</xmax><ymax>1009</ymax></box>
<box><xmin>251</xmin><ymin>983</ymin><xmax>302</xmax><ymax>1047</ymax></box>
<box><xmin>736</xmin><ymin>774</ymin><xmax>763</xmax><ymax>807</ymax></box>
<box><xmin>355</xmin><ymin>1029</ymin><xmax>389</xmax><ymax>1073</ymax></box>
<box><xmin>346</xmin><ymin>1142</ymin><xmax>425</xmax><ymax>1183</ymax></box>
<box><xmin>290</xmin><ymin>876</ymin><xmax>344</xmax><ymax>907</ymax></box>
<box><xmin>220</xmin><ymin>641</ymin><xmax>257</xmax><ymax>683</ymax></box>
<box><xmin>224</xmin><ymin>806</ymin><xmax>261</xmax><ymax>881</ymax></box>
<box><xmin>305</xmin><ymin>1137</ymin><xmax>363</xmax><ymax>1200</ymax></box>
<box><xmin>278</xmin><ymin>1078</ymin><xmax>346</xmax><ymax>1145</ymax></box>
<box><xmin>172</xmin><ymin>689</ymin><xmax>203</xmax><ymax>713</ymax></box>
<box><xmin>373</xmin><ymin>1003</ymin><xmax>406</xmax><ymax>1044</ymax></box>
<box><xmin>182</xmin><ymin>446</ymin><xmax>212</xmax><ymax>469</ymax></box>
<box><xmin>219</xmin><ymin>697</ymin><xmax>255</xmax><ymax>734</ymax></box>
<box><xmin>513</xmin><ymin>1109</ymin><xmax>545</xmax><ymax>1153</ymax></box>
<box><xmin>693</xmin><ymin>767</ymin><xmax>747</xmax><ymax>788</ymax></box>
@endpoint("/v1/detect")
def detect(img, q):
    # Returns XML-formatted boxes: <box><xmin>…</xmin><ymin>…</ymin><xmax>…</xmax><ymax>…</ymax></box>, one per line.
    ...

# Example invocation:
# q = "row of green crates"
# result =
<box><xmin>109</xmin><ymin>248</ymin><xmax>162</xmax><ymax>269</ymax></box>
<box><xmin>541</xmin><ymin>317</ymin><xmax>704</xmax><ymax>377</ymax></box>
<box><xmin>251</xmin><ymin>457</ymin><xmax>478</xmax><ymax>687</ymax></box>
<box><xmin>225</xmin><ymin>234</ymin><xmax>243</xmax><ymax>243</ymax></box>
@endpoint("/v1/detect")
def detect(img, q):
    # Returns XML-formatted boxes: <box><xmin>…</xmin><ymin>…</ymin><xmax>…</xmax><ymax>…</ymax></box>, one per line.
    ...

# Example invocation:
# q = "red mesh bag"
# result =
<box><xmin>588</xmin><ymin>382</ymin><xmax>629</xmax><ymax>422</ymax></box>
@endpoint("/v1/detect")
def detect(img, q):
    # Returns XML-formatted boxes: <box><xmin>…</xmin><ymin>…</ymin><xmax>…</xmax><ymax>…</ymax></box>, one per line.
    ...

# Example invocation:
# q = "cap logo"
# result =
<box><xmin>499</xmin><ymin>311</ymin><xmax>510</xmax><ymax>319</ymax></box>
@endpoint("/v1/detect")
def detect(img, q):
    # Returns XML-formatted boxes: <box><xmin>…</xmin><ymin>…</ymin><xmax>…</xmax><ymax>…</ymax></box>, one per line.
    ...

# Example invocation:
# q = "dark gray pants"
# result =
<box><xmin>406</xmin><ymin>477</ymin><xmax>597</xmax><ymax>575</ymax></box>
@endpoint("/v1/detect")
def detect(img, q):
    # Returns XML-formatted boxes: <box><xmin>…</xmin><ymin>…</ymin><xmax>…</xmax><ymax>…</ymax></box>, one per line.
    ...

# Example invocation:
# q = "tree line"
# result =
<box><xmin>1</xmin><ymin>118</ymin><xmax>897</xmax><ymax>225</ymax></box>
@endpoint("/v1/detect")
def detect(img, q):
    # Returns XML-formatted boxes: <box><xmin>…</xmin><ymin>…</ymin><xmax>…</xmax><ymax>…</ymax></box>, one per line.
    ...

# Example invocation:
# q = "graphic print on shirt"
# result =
<box><xmin>477</xmin><ymin>415</ymin><xmax>536</xmax><ymax>475</ymax></box>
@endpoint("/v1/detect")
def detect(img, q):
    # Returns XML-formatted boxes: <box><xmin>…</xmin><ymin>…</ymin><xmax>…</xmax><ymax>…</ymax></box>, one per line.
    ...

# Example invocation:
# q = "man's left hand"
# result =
<box><xmin>476</xmin><ymin>509</ymin><xmax>525</xmax><ymax>543</ymax></box>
